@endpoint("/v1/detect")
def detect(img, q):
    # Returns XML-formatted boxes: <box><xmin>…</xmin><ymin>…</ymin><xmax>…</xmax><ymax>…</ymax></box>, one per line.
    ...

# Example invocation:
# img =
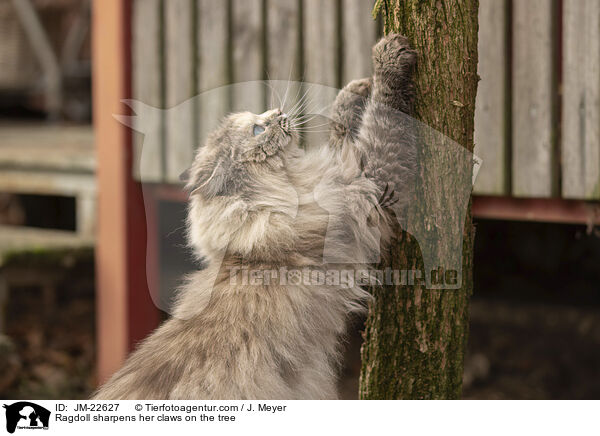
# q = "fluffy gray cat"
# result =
<box><xmin>94</xmin><ymin>34</ymin><xmax>417</xmax><ymax>400</ymax></box>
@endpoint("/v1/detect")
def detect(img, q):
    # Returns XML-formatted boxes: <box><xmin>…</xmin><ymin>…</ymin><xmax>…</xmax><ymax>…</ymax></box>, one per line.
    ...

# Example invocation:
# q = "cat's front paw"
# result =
<box><xmin>372</xmin><ymin>34</ymin><xmax>417</xmax><ymax>76</ymax></box>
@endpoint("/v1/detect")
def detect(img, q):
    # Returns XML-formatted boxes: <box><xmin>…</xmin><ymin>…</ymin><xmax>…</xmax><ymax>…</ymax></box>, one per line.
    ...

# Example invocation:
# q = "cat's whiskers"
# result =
<box><xmin>285</xmin><ymin>78</ymin><xmax>305</xmax><ymax>115</ymax></box>
<box><xmin>263</xmin><ymin>74</ymin><xmax>283</xmax><ymax>109</ymax></box>
<box><xmin>292</xmin><ymin>123</ymin><xmax>326</xmax><ymax>132</ymax></box>
<box><xmin>291</xmin><ymin>112</ymin><xmax>327</xmax><ymax>126</ymax></box>
<box><xmin>280</xmin><ymin>62</ymin><xmax>297</xmax><ymax>112</ymax></box>
<box><xmin>287</xmin><ymin>91</ymin><xmax>311</xmax><ymax>118</ymax></box>
<box><xmin>289</xmin><ymin>82</ymin><xmax>320</xmax><ymax>116</ymax></box>
<box><xmin>289</xmin><ymin>99</ymin><xmax>325</xmax><ymax>122</ymax></box>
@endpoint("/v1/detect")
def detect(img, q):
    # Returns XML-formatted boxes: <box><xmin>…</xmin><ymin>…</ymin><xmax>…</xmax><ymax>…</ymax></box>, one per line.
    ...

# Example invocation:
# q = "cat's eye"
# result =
<box><xmin>253</xmin><ymin>124</ymin><xmax>266</xmax><ymax>136</ymax></box>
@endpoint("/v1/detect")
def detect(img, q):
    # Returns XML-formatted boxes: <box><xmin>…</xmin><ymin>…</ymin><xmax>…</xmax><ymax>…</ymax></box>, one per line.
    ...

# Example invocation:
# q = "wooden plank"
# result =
<box><xmin>165</xmin><ymin>0</ymin><xmax>196</xmax><ymax>183</ymax></box>
<box><xmin>197</xmin><ymin>0</ymin><xmax>229</xmax><ymax>144</ymax></box>
<box><xmin>341</xmin><ymin>0</ymin><xmax>377</xmax><ymax>84</ymax></box>
<box><xmin>0</xmin><ymin>226</ymin><xmax>94</xmax><ymax>267</ymax></box>
<box><xmin>473</xmin><ymin>0</ymin><xmax>507</xmax><ymax>195</ymax></box>
<box><xmin>512</xmin><ymin>0</ymin><xmax>555</xmax><ymax>197</ymax></box>
<box><xmin>266</xmin><ymin>0</ymin><xmax>300</xmax><ymax>112</ymax></box>
<box><xmin>562</xmin><ymin>0</ymin><xmax>600</xmax><ymax>199</ymax></box>
<box><xmin>303</xmin><ymin>0</ymin><xmax>338</xmax><ymax>88</ymax></box>
<box><xmin>76</xmin><ymin>193</ymin><xmax>96</xmax><ymax>237</ymax></box>
<box><xmin>0</xmin><ymin>123</ymin><xmax>95</xmax><ymax>172</ymax></box>
<box><xmin>0</xmin><ymin>170</ymin><xmax>95</xmax><ymax>196</ymax></box>
<box><xmin>231</xmin><ymin>0</ymin><xmax>264</xmax><ymax>114</ymax></box>
<box><xmin>302</xmin><ymin>0</ymin><xmax>339</xmax><ymax>147</ymax></box>
<box><xmin>132</xmin><ymin>0</ymin><xmax>163</xmax><ymax>182</ymax></box>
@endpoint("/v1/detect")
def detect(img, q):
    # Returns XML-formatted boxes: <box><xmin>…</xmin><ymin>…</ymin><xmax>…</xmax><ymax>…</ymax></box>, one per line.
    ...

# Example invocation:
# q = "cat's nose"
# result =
<box><xmin>273</xmin><ymin>108</ymin><xmax>286</xmax><ymax>119</ymax></box>
<box><xmin>261</xmin><ymin>108</ymin><xmax>283</xmax><ymax>120</ymax></box>
<box><xmin>274</xmin><ymin>108</ymin><xmax>289</xmax><ymax>120</ymax></box>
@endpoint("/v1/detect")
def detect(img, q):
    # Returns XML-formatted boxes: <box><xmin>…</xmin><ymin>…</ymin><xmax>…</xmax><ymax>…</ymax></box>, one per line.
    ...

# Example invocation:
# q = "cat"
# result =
<box><xmin>93</xmin><ymin>34</ymin><xmax>417</xmax><ymax>400</ymax></box>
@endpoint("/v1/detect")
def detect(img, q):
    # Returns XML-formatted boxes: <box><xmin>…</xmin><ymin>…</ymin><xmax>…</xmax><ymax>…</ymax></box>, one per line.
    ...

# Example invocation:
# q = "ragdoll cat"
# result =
<box><xmin>93</xmin><ymin>34</ymin><xmax>417</xmax><ymax>400</ymax></box>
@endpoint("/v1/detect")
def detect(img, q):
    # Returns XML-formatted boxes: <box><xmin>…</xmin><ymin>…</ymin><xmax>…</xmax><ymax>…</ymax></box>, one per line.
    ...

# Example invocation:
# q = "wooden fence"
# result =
<box><xmin>131</xmin><ymin>0</ymin><xmax>380</xmax><ymax>184</ymax></box>
<box><xmin>475</xmin><ymin>0</ymin><xmax>600</xmax><ymax>200</ymax></box>
<box><xmin>130</xmin><ymin>0</ymin><xmax>600</xmax><ymax>201</ymax></box>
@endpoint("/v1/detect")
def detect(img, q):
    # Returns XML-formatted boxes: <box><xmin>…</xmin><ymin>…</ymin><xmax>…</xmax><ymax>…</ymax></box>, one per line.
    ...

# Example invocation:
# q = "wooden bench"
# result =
<box><xmin>0</xmin><ymin>122</ymin><xmax>95</xmax><ymax>330</ymax></box>
<box><xmin>0</xmin><ymin>123</ymin><xmax>96</xmax><ymax>237</ymax></box>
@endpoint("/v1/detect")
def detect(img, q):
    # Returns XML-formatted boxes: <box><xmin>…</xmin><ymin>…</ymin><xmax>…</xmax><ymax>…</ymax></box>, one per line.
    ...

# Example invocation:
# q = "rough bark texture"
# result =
<box><xmin>359</xmin><ymin>0</ymin><xmax>479</xmax><ymax>399</ymax></box>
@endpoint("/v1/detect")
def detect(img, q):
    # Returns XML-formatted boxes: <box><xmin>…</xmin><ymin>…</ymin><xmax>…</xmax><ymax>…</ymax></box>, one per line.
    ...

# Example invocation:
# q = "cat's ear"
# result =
<box><xmin>179</xmin><ymin>167</ymin><xmax>191</xmax><ymax>183</ymax></box>
<box><xmin>189</xmin><ymin>158</ymin><xmax>229</xmax><ymax>198</ymax></box>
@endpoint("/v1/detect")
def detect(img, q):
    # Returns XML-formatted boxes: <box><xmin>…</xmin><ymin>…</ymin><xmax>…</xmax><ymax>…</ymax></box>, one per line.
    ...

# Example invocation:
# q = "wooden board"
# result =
<box><xmin>512</xmin><ymin>0</ymin><xmax>556</xmax><ymax>197</ymax></box>
<box><xmin>165</xmin><ymin>0</ymin><xmax>196</xmax><ymax>183</ymax></box>
<box><xmin>562</xmin><ymin>0</ymin><xmax>600</xmax><ymax>199</ymax></box>
<box><xmin>303</xmin><ymin>0</ymin><xmax>338</xmax><ymax>88</ymax></box>
<box><xmin>0</xmin><ymin>170</ymin><xmax>95</xmax><ymax>197</ymax></box>
<box><xmin>266</xmin><ymin>0</ymin><xmax>300</xmax><ymax>112</ymax></box>
<box><xmin>302</xmin><ymin>0</ymin><xmax>339</xmax><ymax>148</ymax></box>
<box><xmin>0</xmin><ymin>226</ymin><xmax>94</xmax><ymax>267</ymax></box>
<box><xmin>0</xmin><ymin>123</ymin><xmax>95</xmax><ymax>172</ymax></box>
<box><xmin>473</xmin><ymin>0</ymin><xmax>507</xmax><ymax>195</ymax></box>
<box><xmin>231</xmin><ymin>0</ymin><xmax>264</xmax><ymax>114</ymax></box>
<box><xmin>197</xmin><ymin>0</ymin><xmax>229</xmax><ymax>145</ymax></box>
<box><xmin>133</xmin><ymin>0</ymin><xmax>586</xmax><ymax>198</ymax></box>
<box><xmin>132</xmin><ymin>0</ymin><xmax>163</xmax><ymax>182</ymax></box>
<box><xmin>341</xmin><ymin>0</ymin><xmax>377</xmax><ymax>84</ymax></box>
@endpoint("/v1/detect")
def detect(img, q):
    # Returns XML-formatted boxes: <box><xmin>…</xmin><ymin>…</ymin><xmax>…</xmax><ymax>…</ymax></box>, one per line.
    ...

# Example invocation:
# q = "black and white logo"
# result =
<box><xmin>3</xmin><ymin>402</ymin><xmax>50</xmax><ymax>434</ymax></box>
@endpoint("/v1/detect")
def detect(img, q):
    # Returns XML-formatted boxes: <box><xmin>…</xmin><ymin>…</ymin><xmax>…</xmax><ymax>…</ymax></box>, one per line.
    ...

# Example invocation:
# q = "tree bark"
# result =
<box><xmin>359</xmin><ymin>0</ymin><xmax>479</xmax><ymax>399</ymax></box>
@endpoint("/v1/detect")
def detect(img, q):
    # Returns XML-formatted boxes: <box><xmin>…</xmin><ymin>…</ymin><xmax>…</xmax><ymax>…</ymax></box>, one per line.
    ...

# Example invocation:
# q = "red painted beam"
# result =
<box><xmin>93</xmin><ymin>0</ymin><xmax>160</xmax><ymax>384</ymax></box>
<box><xmin>473</xmin><ymin>196</ymin><xmax>600</xmax><ymax>226</ymax></box>
<box><xmin>146</xmin><ymin>183</ymin><xmax>189</xmax><ymax>203</ymax></box>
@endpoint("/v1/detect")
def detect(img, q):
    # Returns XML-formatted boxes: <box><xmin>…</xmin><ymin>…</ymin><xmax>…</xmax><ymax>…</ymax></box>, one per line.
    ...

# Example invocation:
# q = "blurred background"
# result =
<box><xmin>0</xmin><ymin>0</ymin><xmax>599</xmax><ymax>400</ymax></box>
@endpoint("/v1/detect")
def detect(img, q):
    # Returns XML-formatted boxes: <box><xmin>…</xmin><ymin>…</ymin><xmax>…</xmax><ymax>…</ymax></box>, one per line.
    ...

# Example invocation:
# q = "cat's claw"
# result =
<box><xmin>379</xmin><ymin>183</ymin><xmax>400</xmax><ymax>209</ymax></box>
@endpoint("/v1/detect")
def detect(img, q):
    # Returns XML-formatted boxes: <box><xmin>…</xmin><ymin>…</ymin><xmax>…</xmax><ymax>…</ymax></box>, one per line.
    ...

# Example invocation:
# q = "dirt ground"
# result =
<box><xmin>463</xmin><ymin>299</ymin><xmax>600</xmax><ymax>399</ymax></box>
<box><xmin>1</xmin><ymin>262</ymin><xmax>95</xmax><ymax>399</ymax></box>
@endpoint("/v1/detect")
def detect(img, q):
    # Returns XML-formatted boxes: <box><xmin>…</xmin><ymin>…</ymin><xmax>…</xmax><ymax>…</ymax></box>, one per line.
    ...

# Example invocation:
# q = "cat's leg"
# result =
<box><xmin>312</xmin><ymin>35</ymin><xmax>417</xmax><ymax>266</ymax></box>
<box><xmin>357</xmin><ymin>34</ymin><xmax>418</xmax><ymax>211</ymax></box>
<box><xmin>329</xmin><ymin>78</ymin><xmax>371</xmax><ymax>149</ymax></box>
<box><xmin>370</xmin><ymin>34</ymin><xmax>416</xmax><ymax>114</ymax></box>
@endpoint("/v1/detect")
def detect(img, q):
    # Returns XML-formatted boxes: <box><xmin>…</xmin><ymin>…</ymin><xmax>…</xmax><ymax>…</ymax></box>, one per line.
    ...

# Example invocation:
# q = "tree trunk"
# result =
<box><xmin>359</xmin><ymin>0</ymin><xmax>479</xmax><ymax>399</ymax></box>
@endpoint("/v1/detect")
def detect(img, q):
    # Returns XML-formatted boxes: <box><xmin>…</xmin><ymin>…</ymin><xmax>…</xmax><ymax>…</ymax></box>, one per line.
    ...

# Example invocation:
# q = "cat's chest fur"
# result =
<box><xmin>130</xmin><ymin>277</ymin><xmax>347</xmax><ymax>399</ymax></box>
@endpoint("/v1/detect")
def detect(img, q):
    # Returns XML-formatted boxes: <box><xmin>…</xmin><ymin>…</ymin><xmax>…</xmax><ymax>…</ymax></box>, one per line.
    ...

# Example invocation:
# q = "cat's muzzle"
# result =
<box><xmin>278</xmin><ymin>114</ymin><xmax>291</xmax><ymax>135</ymax></box>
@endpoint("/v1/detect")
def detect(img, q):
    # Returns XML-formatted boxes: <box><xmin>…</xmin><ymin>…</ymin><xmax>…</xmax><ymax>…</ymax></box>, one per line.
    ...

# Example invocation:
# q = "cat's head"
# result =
<box><xmin>185</xmin><ymin>108</ymin><xmax>302</xmax><ymax>261</ymax></box>
<box><xmin>186</xmin><ymin>108</ymin><xmax>298</xmax><ymax>197</ymax></box>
